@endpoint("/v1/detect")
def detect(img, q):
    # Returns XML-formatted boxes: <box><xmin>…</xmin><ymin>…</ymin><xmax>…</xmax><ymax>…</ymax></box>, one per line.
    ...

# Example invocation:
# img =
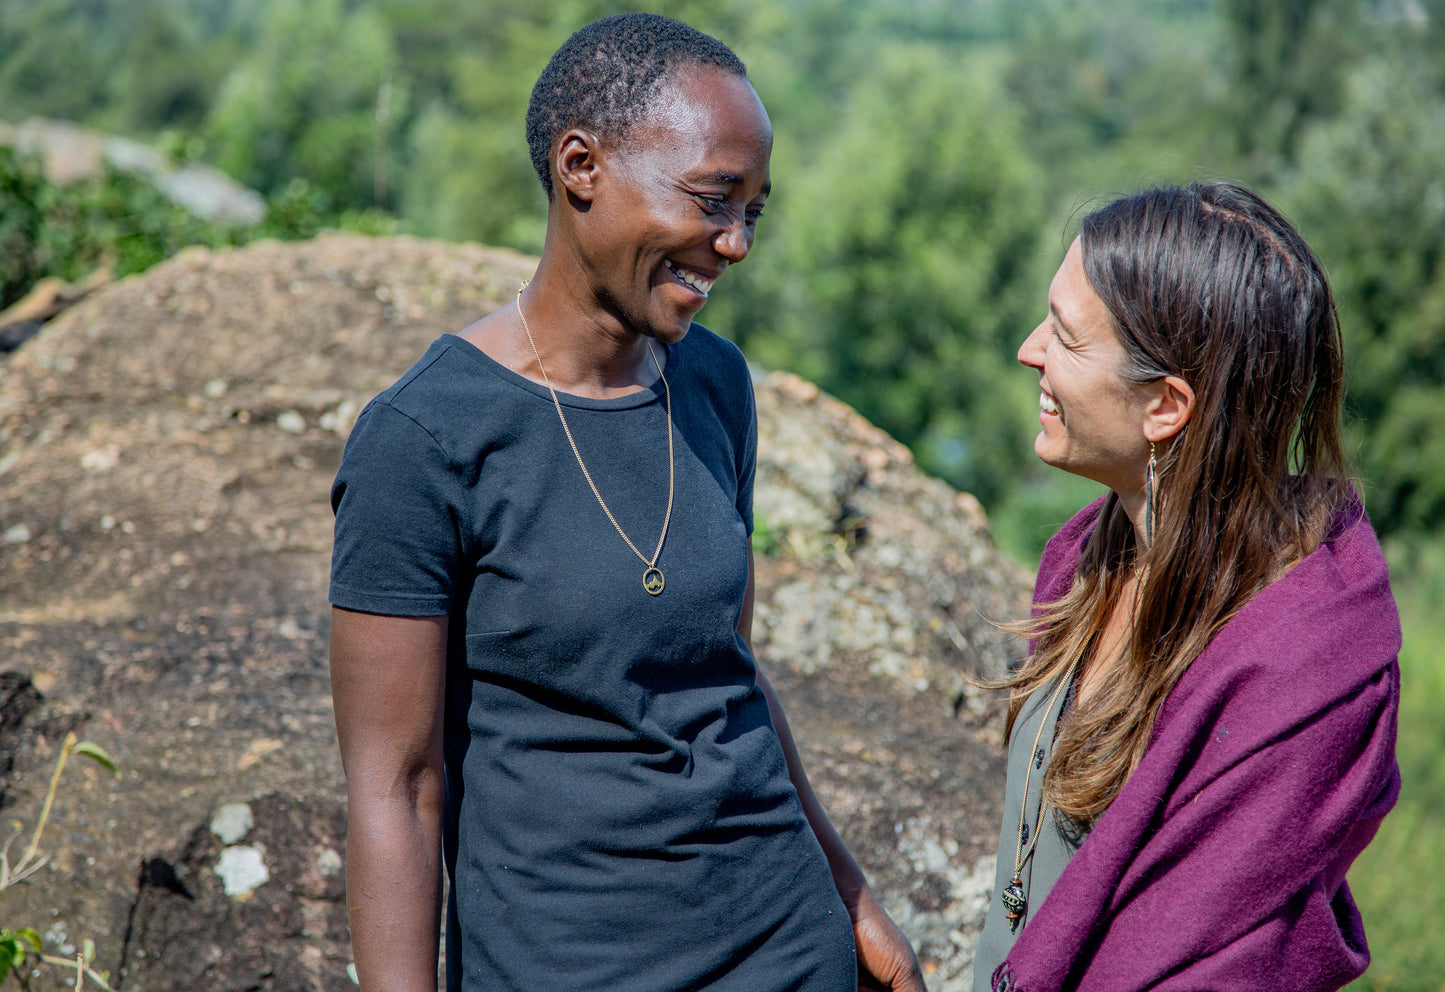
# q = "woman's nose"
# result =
<box><xmin>714</xmin><ymin>218</ymin><xmax>752</xmax><ymax>263</ymax></box>
<box><xmin>1018</xmin><ymin>322</ymin><xmax>1048</xmax><ymax>368</ymax></box>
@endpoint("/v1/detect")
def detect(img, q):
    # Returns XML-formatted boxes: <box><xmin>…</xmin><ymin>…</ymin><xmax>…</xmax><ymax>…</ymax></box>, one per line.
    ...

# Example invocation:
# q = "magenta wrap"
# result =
<box><xmin>993</xmin><ymin>497</ymin><xmax>1401</xmax><ymax>992</ymax></box>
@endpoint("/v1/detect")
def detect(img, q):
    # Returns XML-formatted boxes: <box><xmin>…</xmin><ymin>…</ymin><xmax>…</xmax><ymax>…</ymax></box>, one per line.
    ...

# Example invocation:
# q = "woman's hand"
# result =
<box><xmin>751</xmin><ymin>672</ymin><xmax>928</xmax><ymax>992</ymax></box>
<box><xmin>851</xmin><ymin>884</ymin><xmax>928</xmax><ymax>992</ymax></box>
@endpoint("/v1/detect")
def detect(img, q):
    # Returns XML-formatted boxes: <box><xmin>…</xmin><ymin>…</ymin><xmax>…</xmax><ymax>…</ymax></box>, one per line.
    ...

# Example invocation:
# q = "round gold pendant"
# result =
<box><xmin>642</xmin><ymin>567</ymin><xmax>665</xmax><ymax>596</ymax></box>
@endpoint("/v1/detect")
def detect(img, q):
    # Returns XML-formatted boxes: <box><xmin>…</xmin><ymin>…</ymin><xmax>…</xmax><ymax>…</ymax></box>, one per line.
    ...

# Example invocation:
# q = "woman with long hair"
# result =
<box><xmin>973</xmin><ymin>182</ymin><xmax>1401</xmax><ymax>991</ymax></box>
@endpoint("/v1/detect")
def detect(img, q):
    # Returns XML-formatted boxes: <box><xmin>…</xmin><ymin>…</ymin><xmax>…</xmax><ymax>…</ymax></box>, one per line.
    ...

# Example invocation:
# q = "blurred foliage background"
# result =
<box><xmin>0</xmin><ymin>0</ymin><xmax>1440</xmax><ymax>987</ymax></box>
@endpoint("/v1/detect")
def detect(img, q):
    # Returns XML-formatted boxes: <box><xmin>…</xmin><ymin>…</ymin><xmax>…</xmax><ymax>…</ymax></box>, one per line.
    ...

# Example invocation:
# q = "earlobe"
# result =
<box><xmin>1145</xmin><ymin>375</ymin><xmax>1195</xmax><ymax>443</ymax></box>
<box><xmin>555</xmin><ymin>130</ymin><xmax>602</xmax><ymax>201</ymax></box>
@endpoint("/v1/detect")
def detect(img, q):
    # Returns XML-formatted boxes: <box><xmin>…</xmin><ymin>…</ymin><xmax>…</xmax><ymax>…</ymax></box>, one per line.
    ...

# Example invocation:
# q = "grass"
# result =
<box><xmin>1346</xmin><ymin>537</ymin><xmax>1445</xmax><ymax>992</ymax></box>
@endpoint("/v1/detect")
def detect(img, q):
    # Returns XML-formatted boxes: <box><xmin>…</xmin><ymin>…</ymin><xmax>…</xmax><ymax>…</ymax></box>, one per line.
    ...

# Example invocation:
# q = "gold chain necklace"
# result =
<box><xmin>1000</xmin><ymin>657</ymin><xmax>1079</xmax><ymax>933</ymax></box>
<box><xmin>515</xmin><ymin>285</ymin><xmax>674</xmax><ymax>596</ymax></box>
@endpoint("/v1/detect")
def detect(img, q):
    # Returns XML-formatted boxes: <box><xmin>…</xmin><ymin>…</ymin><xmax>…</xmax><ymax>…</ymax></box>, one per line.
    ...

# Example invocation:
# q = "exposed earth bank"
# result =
<box><xmin>0</xmin><ymin>234</ymin><xmax>1031</xmax><ymax>991</ymax></box>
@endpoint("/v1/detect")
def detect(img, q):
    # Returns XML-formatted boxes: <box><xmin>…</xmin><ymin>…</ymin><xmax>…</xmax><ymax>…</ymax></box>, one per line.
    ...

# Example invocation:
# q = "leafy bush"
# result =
<box><xmin>0</xmin><ymin>147</ymin><xmax>246</xmax><ymax>310</ymax></box>
<box><xmin>0</xmin><ymin>149</ymin><xmax>354</xmax><ymax>313</ymax></box>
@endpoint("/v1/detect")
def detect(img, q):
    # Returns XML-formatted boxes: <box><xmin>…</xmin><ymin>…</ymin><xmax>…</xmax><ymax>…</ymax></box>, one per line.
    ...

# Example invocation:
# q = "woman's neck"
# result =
<box><xmin>516</xmin><ymin>265</ymin><xmax>665</xmax><ymax>397</ymax></box>
<box><xmin>1076</xmin><ymin>568</ymin><xmax>1142</xmax><ymax>710</ymax></box>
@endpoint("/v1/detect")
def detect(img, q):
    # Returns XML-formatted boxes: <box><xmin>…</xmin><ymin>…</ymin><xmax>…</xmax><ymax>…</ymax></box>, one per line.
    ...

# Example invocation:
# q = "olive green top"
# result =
<box><xmin>972</xmin><ymin>671</ymin><xmax>1083</xmax><ymax>991</ymax></box>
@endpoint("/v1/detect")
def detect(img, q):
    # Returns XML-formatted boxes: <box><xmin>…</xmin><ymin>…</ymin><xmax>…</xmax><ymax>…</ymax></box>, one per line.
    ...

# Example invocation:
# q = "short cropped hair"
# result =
<box><xmin>525</xmin><ymin>12</ymin><xmax>748</xmax><ymax>199</ymax></box>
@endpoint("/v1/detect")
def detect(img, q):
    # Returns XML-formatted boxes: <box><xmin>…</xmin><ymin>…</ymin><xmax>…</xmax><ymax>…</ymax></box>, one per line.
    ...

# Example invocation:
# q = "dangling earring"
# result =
<box><xmin>1144</xmin><ymin>441</ymin><xmax>1158</xmax><ymax>548</ymax></box>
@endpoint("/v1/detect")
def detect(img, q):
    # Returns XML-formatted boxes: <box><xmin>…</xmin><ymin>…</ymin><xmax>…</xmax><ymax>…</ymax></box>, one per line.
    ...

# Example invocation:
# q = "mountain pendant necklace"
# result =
<box><xmin>516</xmin><ymin>285</ymin><xmax>674</xmax><ymax>596</ymax></box>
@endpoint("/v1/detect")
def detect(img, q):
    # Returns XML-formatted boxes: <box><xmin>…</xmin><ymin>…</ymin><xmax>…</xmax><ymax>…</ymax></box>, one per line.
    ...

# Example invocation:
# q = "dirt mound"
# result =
<box><xmin>0</xmin><ymin>234</ymin><xmax>1029</xmax><ymax>990</ymax></box>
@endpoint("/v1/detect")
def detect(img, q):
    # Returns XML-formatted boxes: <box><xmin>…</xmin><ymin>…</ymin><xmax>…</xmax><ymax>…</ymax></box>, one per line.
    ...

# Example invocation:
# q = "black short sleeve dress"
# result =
<box><xmin>330</xmin><ymin>327</ymin><xmax>856</xmax><ymax>992</ymax></box>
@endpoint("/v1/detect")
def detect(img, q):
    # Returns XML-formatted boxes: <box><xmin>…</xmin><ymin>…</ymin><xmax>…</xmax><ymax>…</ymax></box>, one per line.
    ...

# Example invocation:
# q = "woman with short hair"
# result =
<box><xmin>974</xmin><ymin>182</ymin><xmax>1401</xmax><ymax>991</ymax></box>
<box><xmin>328</xmin><ymin>13</ymin><xmax>923</xmax><ymax>992</ymax></box>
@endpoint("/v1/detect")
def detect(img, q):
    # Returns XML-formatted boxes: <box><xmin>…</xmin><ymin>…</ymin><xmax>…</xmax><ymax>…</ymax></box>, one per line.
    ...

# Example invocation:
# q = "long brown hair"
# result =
<box><xmin>1009</xmin><ymin>182</ymin><xmax>1351</xmax><ymax>826</ymax></box>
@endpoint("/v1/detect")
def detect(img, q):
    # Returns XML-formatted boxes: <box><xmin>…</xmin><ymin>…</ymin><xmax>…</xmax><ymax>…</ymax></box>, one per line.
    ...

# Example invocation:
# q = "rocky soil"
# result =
<box><xmin>0</xmin><ymin>234</ymin><xmax>1031</xmax><ymax>991</ymax></box>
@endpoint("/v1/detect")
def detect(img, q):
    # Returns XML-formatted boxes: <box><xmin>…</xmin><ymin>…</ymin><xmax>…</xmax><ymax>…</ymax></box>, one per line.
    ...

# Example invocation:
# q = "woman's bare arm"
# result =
<box><xmin>330</xmin><ymin>607</ymin><xmax>449</xmax><ymax>992</ymax></box>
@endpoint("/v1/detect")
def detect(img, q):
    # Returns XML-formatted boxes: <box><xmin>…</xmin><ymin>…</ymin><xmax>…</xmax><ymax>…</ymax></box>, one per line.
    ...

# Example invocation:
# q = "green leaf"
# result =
<box><xmin>71</xmin><ymin>742</ymin><xmax>120</xmax><ymax>778</ymax></box>
<box><xmin>0</xmin><ymin>927</ymin><xmax>38</xmax><ymax>982</ymax></box>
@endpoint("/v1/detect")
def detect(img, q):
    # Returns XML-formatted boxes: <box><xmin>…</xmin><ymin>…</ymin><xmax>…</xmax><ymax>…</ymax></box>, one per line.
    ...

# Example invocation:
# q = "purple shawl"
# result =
<box><xmin>993</xmin><ymin>498</ymin><xmax>1401</xmax><ymax>992</ymax></box>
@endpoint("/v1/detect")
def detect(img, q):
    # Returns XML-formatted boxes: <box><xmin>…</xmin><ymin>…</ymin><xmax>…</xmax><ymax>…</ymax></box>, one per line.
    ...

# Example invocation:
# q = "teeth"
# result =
<box><xmin>666</xmin><ymin>261</ymin><xmax>714</xmax><ymax>296</ymax></box>
<box><xmin>1040</xmin><ymin>392</ymin><xmax>1060</xmax><ymax>415</ymax></box>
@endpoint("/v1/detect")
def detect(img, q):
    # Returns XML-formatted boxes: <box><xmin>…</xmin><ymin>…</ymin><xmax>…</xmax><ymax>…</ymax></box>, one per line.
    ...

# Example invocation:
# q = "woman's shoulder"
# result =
<box><xmin>348</xmin><ymin>334</ymin><xmax>524</xmax><ymax>456</ymax></box>
<box><xmin>673</xmin><ymin>321</ymin><xmax>747</xmax><ymax>378</ymax></box>
<box><xmin>1251</xmin><ymin>499</ymin><xmax>1393</xmax><ymax>638</ymax></box>
<box><xmin>1034</xmin><ymin>496</ymin><xmax>1109</xmax><ymax>599</ymax></box>
<box><xmin>672</xmin><ymin>323</ymin><xmax>756</xmax><ymax>421</ymax></box>
<box><xmin>372</xmin><ymin>334</ymin><xmax>498</xmax><ymax>410</ymax></box>
<box><xmin>1171</xmin><ymin>501</ymin><xmax>1399</xmax><ymax>720</ymax></box>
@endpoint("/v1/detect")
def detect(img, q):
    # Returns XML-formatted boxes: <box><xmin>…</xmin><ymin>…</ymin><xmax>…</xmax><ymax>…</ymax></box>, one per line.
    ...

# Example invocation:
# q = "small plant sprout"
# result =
<box><xmin>0</xmin><ymin>731</ymin><xmax>121</xmax><ymax>989</ymax></box>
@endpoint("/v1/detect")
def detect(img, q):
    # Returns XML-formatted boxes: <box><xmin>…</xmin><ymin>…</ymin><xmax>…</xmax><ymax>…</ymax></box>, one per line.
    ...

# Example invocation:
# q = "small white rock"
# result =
<box><xmin>43</xmin><ymin>921</ymin><xmax>69</xmax><ymax>949</ymax></box>
<box><xmin>3</xmin><ymin>524</ymin><xmax>31</xmax><ymax>544</ymax></box>
<box><xmin>215</xmin><ymin>845</ymin><xmax>269</xmax><ymax>897</ymax></box>
<box><xmin>316</xmin><ymin>848</ymin><xmax>342</xmax><ymax>877</ymax></box>
<box><xmin>80</xmin><ymin>445</ymin><xmax>120</xmax><ymax>472</ymax></box>
<box><xmin>319</xmin><ymin>399</ymin><xmax>359</xmax><ymax>435</ymax></box>
<box><xmin>210</xmin><ymin>803</ymin><xmax>254</xmax><ymax>845</ymax></box>
<box><xmin>203</xmin><ymin>378</ymin><xmax>228</xmax><ymax>399</ymax></box>
<box><xmin>276</xmin><ymin>410</ymin><xmax>307</xmax><ymax>434</ymax></box>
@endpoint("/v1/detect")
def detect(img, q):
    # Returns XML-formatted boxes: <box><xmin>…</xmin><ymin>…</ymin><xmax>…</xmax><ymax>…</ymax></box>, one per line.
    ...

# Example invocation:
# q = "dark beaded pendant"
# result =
<box><xmin>1001</xmin><ymin>876</ymin><xmax>1027</xmax><ymax>933</ymax></box>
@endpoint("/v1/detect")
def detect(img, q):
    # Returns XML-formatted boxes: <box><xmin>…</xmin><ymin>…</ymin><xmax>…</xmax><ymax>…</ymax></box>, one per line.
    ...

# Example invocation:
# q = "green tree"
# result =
<box><xmin>394</xmin><ymin>7</ymin><xmax>562</xmax><ymax>251</ymax></box>
<box><xmin>0</xmin><ymin>0</ymin><xmax>118</xmax><ymax>121</ymax></box>
<box><xmin>709</xmin><ymin>41</ymin><xmax>1051</xmax><ymax>506</ymax></box>
<box><xmin>109</xmin><ymin>1</ymin><xmax>230</xmax><ymax>133</ymax></box>
<box><xmin>1277</xmin><ymin>22</ymin><xmax>1445</xmax><ymax>534</ymax></box>
<box><xmin>205</xmin><ymin>0</ymin><xmax>400</xmax><ymax>208</ymax></box>
<box><xmin>1000</xmin><ymin>0</ymin><xmax>1232</xmax><ymax>196</ymax></box>
<box><xmin>1220</xmin><ymin>0</ymin><xmax>1364</xmax><ymax>168</ymax></box>
<box><xmin>0</xmin><ymin>147</ymin><xmax>46</xmax><ymax>309</ymax></box>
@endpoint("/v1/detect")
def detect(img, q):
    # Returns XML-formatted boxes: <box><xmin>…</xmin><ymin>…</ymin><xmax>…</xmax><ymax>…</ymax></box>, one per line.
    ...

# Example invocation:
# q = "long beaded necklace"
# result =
<box><xmin>999</xmin><ymin>657</ymin><xmax>1079</xmax><ymax>933</ymax></box>
<box><xmin>515</xmin><ymin>285</ymin><xmax>675</xmax><ymax>596</ymax></box>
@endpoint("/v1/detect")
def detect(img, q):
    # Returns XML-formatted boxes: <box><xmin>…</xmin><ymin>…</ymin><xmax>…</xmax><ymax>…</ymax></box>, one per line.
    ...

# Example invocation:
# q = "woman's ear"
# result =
<box><xmin>555</xmin><ymin>129</ymin><xmax>602</xmax><ymax>202</ymax></box>
<box><xmin>1144</xmin><ymin>375</ymin><xmax>1195</xmax><ymax>443</ymax></box>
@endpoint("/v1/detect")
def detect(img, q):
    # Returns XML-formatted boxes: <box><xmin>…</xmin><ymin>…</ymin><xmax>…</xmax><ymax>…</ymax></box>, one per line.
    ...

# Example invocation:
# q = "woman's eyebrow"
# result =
<box><xmin>698</xmin><ymin>170</ymin><xmax>771</xmax><ymax>196</ymax></box>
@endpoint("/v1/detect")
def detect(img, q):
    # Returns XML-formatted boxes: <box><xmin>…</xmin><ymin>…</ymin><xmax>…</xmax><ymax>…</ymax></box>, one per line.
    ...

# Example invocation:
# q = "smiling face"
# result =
<box><xmin>570</xmin><ymin>67</ymin><xmax>772</xmax><ymax>342</ymax></box>
<box><xmin>1017</xmin><ymin>239</ymin><xmax>1158</xmax><ymax>496</ymax></box>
